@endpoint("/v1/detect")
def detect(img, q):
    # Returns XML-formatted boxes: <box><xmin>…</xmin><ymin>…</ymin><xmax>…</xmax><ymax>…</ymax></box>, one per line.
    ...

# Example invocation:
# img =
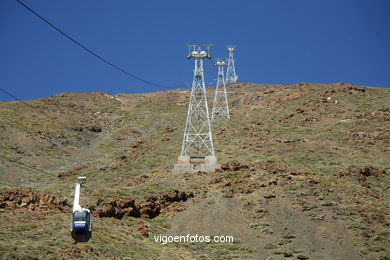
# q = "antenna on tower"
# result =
<box><xmin>211</xmin><ymin>59</ymin><xmax>230</xmax><ymax>120</ymax></box>
<box><xmin>226</xmin><ymin>46</ymin><xmax>238</xmax><ymax>85</ymax></box>
<box><xmin>173</xmin><ymin>44</ymin><xmax>220</xmax><ymax>174</ymax></box>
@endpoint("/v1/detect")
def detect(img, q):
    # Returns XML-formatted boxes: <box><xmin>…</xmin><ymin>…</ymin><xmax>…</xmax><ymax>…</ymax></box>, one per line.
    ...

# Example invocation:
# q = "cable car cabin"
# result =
<box><xmin>71</xmin><ymin>210</ymin><xmax>91</xmax><ymax>242</ymax></box>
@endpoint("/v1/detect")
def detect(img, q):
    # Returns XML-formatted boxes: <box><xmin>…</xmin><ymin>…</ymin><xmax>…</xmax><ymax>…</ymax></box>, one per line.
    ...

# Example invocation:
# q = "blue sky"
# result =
<box><xmin>0</xmin><ymin>0</ymin><xmax>389</xmax><ymax>101</ymax></box>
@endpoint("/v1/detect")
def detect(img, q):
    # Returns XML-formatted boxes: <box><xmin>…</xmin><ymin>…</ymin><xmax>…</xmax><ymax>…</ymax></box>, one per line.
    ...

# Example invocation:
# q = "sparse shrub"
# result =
<box><xmin>283</xmin><ymin>250</ymin><xmax>294</xmax><ymax>257</ymax></box>
<box><xmin>320</xmin><ymin>201</ymin><xmax>334</xmax><ymax>206</ymax></box>
<box><xmin>297</xmin><ymin>254</ymin><xmax>310</xmax><ymax>259</ymax></box>
<box><xmin>379</xmin><ymin>253</ymin><xmax>390</xmax><ymax>260</ymax></box>
<box><xmin>264</xmin><ymin>243</ymin><xmax>278</xmax><ymax>249</ymax></box>
<box><xmin>283</xmin><ymin>233</ymin><xmax>296</xmax><ymax>239</ymax></box>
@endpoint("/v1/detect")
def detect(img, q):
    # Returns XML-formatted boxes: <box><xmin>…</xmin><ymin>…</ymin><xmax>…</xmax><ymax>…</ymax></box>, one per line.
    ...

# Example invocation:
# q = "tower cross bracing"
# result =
<box><xmin>225</xmin><ymin>46</ymin><xmax>238</xmax><ymax>85</ymax></box>
<box><xmin>211</xmin><ymin>59</ymin><xmax>230</xmax><ymax>120</ymax></box>
<box><xmin>180</xmin><ymin>45</ymin><xmax>215</xmax><ymax>157</ymax></box>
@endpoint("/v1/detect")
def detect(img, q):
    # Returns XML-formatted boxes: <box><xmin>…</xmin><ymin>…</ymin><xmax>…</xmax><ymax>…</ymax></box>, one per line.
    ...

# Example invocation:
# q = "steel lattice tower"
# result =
<box><xmin>180</xmin><ymin>45</ymin><xmax>214</xmax><ymax>156</ymax></box>
<box><xmin>211</xmin><ymin>59</ymin><xmax>230</xmax><ymax>120</ymax></box>
<box><xmin>225</xmin><ymin>46</ymin><xmax>238</xmax><ymax>85</ymax></box>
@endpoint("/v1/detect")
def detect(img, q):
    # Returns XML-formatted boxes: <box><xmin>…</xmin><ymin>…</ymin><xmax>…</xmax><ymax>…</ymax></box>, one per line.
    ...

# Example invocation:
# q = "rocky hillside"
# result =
<box><xmin>0</xmin><ymin>83</ymin><xmax>389</xmax><ymax>259</ymax></box>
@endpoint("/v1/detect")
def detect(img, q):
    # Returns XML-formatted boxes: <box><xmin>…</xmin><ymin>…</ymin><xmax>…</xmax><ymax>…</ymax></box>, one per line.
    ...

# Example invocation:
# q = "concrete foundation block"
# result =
<box><xmin>173</xmin><ymin>155</ymin><xmax>221</xmax><ymax>174</ymax></box>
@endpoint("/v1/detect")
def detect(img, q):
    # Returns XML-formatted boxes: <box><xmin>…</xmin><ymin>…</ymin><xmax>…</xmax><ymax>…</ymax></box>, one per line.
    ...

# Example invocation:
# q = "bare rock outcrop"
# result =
<box><xmin>0</xmin><ymin>189</ymin><xmax>70</xmax><ymax>213</ymax></box>
<box><xmin>94</xmin><ymin>190</ymin><xmax>194</xmax><ymax>220</ymax></box>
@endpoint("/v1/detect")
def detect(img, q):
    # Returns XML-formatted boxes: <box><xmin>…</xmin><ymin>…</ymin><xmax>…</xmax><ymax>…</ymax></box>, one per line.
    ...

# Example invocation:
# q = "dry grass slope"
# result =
<box><xmin>0</xmin><ymin>83</ymin><xmax>389</xmax><ymax>259</ymax></box>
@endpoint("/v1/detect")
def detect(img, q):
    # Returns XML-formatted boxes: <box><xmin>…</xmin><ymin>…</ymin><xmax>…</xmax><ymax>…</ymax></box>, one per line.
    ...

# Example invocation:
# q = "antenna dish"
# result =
<box><xmin>227</xmin><ymin>46</ymin><xmax>236</xmax><ymax>52</ymax></box>
<box><xmin>186</xmin><ymin>44</ymin><xmax>212</xmax><ymax>59</ymax></box>
<box><xmin>216</xmin><ymin>60</ymin><xmax>226</xmax><ymax>66</ymax></box>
